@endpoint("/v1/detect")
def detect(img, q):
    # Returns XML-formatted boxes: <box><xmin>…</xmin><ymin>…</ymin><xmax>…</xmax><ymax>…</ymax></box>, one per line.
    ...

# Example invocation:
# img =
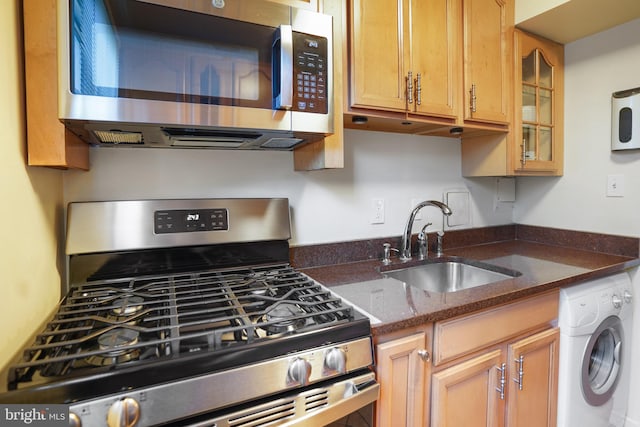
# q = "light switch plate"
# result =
<box><xmin>445</xmin><ymin>190</ymin><xmax>470</xmax><ymax>227</ymax></box>
<box><xmin>606</xmin><ymin>174</ymin><xmax>624</xmax><ymax>197</ymax></box>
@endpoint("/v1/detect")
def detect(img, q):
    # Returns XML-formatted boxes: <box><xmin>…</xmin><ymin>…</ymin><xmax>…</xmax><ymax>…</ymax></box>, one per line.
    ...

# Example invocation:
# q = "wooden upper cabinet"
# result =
<box><xmin>349</xmin><ymin>0</ymin><xmax>459</xmax><ymax>119</ymax></box>
<box><xmin>512</xmin><ymin>29</ymin><xmax>564</xmax><ymax>175</ymax></box>
<box><xmin>463</xmin><ymin>0</ymin><xmax>514</xmax><ymax>125</ymax></box>
<box><xmin>23</xmin><ymin>0</ymin><xmax>89</xmax><ymax>170</ymax></box>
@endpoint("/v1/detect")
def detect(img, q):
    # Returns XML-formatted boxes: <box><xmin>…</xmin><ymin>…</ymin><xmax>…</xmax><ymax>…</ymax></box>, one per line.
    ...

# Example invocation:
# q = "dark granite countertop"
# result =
<box><xmin>300</xmin><ymin>239</ymin><xmax>639</xmax><ymax>336</ymax></box>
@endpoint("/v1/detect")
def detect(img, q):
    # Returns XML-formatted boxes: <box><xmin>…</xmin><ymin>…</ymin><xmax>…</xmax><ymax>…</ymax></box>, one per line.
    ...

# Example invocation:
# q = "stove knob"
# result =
<box><xmin>323</xmin><ymin>347</ymin><xmax>346</xmax><ymax>376</ymax></box>
<box><xmin>107</xmin><ymin>397</ymin><xmax>140</xmax><ymax>427</ymax></box>
<box><xmin>287</xmin><ymin>357</ymin><xmax>312</xmax><ymax>386</ymax></box>
<box><xmin>624</xmin><ymin>290</ymin><xmax>633</xmax><ymax>304</ymax></box>
<box><xmin>69</xmin><ymin>412</ymin><xmax>81</xmax><ymax>427</ymax></box>
<box><xmin>612</xmin><ymin>294</ymin><xmax>623</xmax><ymax>309</ymax></box>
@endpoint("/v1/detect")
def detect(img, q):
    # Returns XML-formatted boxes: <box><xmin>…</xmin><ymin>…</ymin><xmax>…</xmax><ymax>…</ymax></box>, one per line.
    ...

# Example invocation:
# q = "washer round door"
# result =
<box><xmin>581</xmin><ymin>315</ymin><xmax>624</xmax><ymax>406</ymax></box>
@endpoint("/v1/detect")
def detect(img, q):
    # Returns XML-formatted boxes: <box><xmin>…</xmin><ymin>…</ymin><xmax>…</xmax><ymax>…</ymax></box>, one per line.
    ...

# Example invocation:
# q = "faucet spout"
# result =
<box><xmin>400</xmin><ymin>200</ymin><xmax>452</xmax><ymax>261</ymax></box>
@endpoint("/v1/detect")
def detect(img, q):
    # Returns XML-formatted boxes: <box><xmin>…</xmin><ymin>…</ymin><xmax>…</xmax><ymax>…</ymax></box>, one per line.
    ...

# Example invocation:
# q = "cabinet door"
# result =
<box><xmin>350</xmin><ymin>0</ymin><xmax>460</xmax><ymax>118</ymax></box>
<box><xmin>409</xmin><ymin>0</ymin><xmax>460</xmax><ymax>119</ymax></box>
<box><xmin>349</xmin><ymin>0</ymin><xmax>407</xmax><ymax>112</ymax></box>
<box><xmin>513</xmin><ymin>30</ymin><xmax>564</xmax><ymax>175</ymax></box>
<box><xmin>463</xmin><ymin>0</ymin><xmax>512</xmax><ymax>124</ymax></box>
<box><xmin>376</xmin><ymin>333</ymin><xmax>428</xmax><ymax>427</ymax></box>
<box><xmin>506</xmin><ymin>328</ymin><xmax>559</xmax><ymax>427</ymax></box>
<box><xmin>431</xmin><ymin>349</ymin><xmax>505</xmax><ymax>427</ymax></box>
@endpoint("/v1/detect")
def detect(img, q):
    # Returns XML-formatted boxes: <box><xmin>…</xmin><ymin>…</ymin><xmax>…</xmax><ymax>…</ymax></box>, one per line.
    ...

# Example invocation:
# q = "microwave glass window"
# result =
<box><xmin>70</xmin><ymin>0</ymin><xmax>272</xmax><ymax>108</ymax></box>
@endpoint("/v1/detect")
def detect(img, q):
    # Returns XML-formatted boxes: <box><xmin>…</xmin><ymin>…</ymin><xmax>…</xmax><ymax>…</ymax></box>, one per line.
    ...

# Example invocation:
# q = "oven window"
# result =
<box><xmin>70</xmin><ymin>0</ymin><xmax>272</xmax><ymax>107</ymax></box>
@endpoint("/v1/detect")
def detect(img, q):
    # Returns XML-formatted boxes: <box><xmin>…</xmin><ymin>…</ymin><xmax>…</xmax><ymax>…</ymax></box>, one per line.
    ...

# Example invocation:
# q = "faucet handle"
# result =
<box><xmin>418</xmin><ymin>222</ymin><xmax>433</xmax><ymax>240</ymax></box>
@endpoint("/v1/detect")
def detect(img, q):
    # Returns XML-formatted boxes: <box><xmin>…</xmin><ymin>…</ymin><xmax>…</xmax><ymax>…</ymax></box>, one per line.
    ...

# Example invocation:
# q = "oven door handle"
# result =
<box><xmin>280</xmin><ymin>374</ymin><xmax>380</xmax><ymax>427</ymax></box>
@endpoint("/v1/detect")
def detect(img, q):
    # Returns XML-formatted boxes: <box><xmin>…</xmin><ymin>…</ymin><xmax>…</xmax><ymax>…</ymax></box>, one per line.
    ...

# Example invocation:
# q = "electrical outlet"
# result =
<box><xmin>370</xmin><ymin>198</ymin><xmax>385</xmax><ymax>224</ymax></box>
<box><xmin>606</xmin><ymin>174</ymin><xmax>624</xmax><ymax>197</ymax></box>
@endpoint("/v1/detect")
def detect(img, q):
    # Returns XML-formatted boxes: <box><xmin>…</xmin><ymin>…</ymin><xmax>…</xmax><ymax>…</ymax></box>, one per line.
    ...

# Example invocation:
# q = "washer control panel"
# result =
<box><xmin>559</xmin><ymin>273</ymin><xmax>633</xmax><ymax>331</ymax></box>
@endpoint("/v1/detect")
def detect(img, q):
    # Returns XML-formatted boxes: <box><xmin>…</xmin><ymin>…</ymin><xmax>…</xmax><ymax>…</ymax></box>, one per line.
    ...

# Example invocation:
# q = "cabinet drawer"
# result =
<box><xmin>433</xmin><ymin>290</ymin><xmax>558</xmax><ymax>365</ymax></box>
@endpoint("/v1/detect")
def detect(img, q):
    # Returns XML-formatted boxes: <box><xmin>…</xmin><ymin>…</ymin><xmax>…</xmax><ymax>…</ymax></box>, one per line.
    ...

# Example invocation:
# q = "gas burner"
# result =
<box><xmin>111</xmin><ymin>296</ymin><xmax>144</xmax><ymax>316</ymax></box>
<box><xmin>260</xmin><ymin>303</ymin><xmax>308</xmax><ymax>335</ymax></box>
<box><xmin>86</xmin><ymin>328</ymin><xmax>141</xmax><ymax>366</ymax></box>
<box><xmin>242</xmin><ymin>271</ymin><xmax>281</xmax><ymax>296</ymax></box>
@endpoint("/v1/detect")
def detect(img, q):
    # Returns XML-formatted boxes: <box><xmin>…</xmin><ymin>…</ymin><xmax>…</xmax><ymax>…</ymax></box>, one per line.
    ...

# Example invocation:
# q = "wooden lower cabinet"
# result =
<box><xmin>373</xmin><ymin>292</ymin><xmax>559</xmax><ymax>427</ymax></box>
<box><xmin>506</xmin><ymin>328</ymin><xmax>559</xmax><ymax>427</ymax></box>
<box><xmin>375</xmin><ymin>330</ymin><xmax>431</xmax><ymax>427</ymax></box>
<box><xmin>430</xmin><ymin>327</ymin><xmax>559</xmax><ymax>427</ymax></box>
<box><xmin>431</xmin><ymin>349</ymin><xmax>504</xmax><ymax>427</ymax></box>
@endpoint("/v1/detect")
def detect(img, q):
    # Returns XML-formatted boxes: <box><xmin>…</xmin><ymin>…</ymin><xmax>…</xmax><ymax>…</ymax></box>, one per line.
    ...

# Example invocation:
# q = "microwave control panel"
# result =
<box><xmin>293</xmin><ymin>32</ymin><xmax>328</xmax><ymax>114</ymax></box>
<box><xmin>154</xmin><ymin>209</ymin><xmax>228</xmax><ymax>234</ymax></box>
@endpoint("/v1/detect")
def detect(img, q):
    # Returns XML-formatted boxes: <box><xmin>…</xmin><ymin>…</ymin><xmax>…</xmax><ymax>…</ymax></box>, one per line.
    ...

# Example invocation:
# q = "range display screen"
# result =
<box><xmin>154</xmin><ymin>209</ymin><xmax>228</xmax><ymax>233</ymax></box>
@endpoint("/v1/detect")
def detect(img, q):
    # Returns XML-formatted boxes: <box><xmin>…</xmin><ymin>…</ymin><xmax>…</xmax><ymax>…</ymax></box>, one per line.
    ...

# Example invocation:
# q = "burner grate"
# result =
<box><xmin>8</xmin><ymin>264</ymin><xmax>354</xmax><ymax>387</ymax></box>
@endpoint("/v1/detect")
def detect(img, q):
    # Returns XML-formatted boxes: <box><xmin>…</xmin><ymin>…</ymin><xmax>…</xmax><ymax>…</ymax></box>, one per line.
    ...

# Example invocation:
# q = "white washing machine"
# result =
<box><xmin>557</xmin><ymin>272</ymin><xmax>634</xmax><ymax>427</ymax></box>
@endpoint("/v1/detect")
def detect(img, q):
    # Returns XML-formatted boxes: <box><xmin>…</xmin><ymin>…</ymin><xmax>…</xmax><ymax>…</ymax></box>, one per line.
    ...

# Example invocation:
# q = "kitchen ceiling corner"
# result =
<box><xmin>516</xmin><ymin>0</ymin><xmax>640</xmax><ymax>44</ymax></box>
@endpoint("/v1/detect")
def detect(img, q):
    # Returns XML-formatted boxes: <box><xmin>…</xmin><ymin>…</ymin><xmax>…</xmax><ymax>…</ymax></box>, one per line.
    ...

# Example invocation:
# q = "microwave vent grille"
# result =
<box><xmin>260</xmin><ymin>138</ymin><xmax>304</xmax><ymax>149</ymax></box>
<box><xmin>94</xmin><ymin>130</ymin><xmax>143</xmax><ymax>145</ymax></box>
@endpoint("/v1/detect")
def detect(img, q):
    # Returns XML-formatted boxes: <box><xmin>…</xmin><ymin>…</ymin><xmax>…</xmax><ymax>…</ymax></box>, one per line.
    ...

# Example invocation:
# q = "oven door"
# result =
<box><xmin>181</xmin><ymin>371</ymin><xmax>379</xmax><ymax>427</ymax></box>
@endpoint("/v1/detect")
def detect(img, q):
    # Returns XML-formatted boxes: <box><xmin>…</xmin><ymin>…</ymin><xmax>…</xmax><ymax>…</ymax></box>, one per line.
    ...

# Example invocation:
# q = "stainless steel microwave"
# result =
<box><xmin>58</xmin><ymin>0</ymin><xmax>334</xmax><ymax>150</ymax></box>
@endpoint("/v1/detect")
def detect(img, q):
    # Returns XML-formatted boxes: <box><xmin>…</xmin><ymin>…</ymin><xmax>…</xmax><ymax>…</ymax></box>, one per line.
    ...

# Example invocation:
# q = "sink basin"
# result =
<box><xmin>383</xmin><ymin>258</ymin><xmax>521</xmax><ymax>293</ymax></box>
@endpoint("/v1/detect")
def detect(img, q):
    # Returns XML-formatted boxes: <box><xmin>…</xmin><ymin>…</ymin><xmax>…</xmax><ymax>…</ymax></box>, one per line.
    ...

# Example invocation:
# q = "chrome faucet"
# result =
<box><xmin>400</xmin><ymin>200</ymin><xmax>452</xmax><ymax>261</ymax></box>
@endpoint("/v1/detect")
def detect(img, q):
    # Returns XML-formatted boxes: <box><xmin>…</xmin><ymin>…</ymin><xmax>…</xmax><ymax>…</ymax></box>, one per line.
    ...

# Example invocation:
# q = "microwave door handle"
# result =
<box><xmin>273</xmin><ymin>25</ymin><xmax>293</xmax><ymax>110</ymax></box>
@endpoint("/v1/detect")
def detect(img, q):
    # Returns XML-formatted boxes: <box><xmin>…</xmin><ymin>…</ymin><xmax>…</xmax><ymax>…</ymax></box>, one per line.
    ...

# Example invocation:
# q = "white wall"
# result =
<box><xmin>63</xmin><ymin>130</ymin><xmax>513</xmax><ymax>246</ymax></box>
<box><xmin>516</xmin><ymin>18</ymin><xmax>640</xmax><ymax>238</ymax></box>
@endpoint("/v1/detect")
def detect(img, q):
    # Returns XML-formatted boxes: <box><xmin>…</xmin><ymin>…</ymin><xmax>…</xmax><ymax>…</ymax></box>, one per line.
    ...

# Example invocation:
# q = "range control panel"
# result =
<box><xmin>154</xmin><ymin>209</ymin><xmax>228</xmax><ymax>234</ymax></box>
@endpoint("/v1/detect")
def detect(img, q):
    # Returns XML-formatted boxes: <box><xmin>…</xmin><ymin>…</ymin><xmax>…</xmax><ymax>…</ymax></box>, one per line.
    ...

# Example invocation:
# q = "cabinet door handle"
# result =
<box><xmin>470</xmin><ymin>83</ymin><xmax>477</xmax><ymax>113</ymax></box>
<box><xmin>407</xmin><ymin>71</ymin><xmax>414</xmax><ymax>104</ymax></box>
<box><xmin>417</xmin><ymin>349</ymin><xmax>430</xmax><ymax>362</ymax></box>
<box><xmin>495</xmin><ymin>363</ymin><xmax>506</xmax><ymax>400</ymax></box>
<box><xmin>416</xmin><ymin>73</ymin><xmax>422</xmax><ymax>106</ymax></box>
<box><xmin>513</xmin><ymin>355</ymin><xmax>524</xmax><ymax>391</ymax></box>
<box><xmin>521</xmin><ymin>140</ymin><xmax>527</xmax><ymax>166</ymax></box>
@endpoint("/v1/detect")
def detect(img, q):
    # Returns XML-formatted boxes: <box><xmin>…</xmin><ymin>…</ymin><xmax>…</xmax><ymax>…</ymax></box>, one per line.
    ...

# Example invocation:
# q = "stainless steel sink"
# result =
<box><xmin>383</xmin><ymin>258</ymin><xmax>521</xmax><ymax>293</ymax></box>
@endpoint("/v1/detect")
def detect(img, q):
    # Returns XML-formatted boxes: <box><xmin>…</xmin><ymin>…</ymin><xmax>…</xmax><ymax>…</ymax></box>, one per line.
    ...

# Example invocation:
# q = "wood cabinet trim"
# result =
<box><xmin>24</xmin><ymin>0</ymin><xmax>89</xmax><ymax>170</ymax></box>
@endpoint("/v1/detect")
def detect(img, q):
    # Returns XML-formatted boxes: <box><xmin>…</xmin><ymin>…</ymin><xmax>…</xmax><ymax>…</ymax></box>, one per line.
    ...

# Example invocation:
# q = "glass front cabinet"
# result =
<box><xmin>513</xmin><ymin>29</ymin><xmax>564</xmax><ymax>175</ymax></box>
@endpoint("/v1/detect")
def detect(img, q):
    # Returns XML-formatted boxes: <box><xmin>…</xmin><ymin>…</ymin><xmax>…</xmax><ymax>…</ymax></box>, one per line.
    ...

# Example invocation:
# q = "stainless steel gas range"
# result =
<box><xmin>1</xmin><ymin>199</ymin><xmax>378</xmax><ymax>426</ymax></box>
